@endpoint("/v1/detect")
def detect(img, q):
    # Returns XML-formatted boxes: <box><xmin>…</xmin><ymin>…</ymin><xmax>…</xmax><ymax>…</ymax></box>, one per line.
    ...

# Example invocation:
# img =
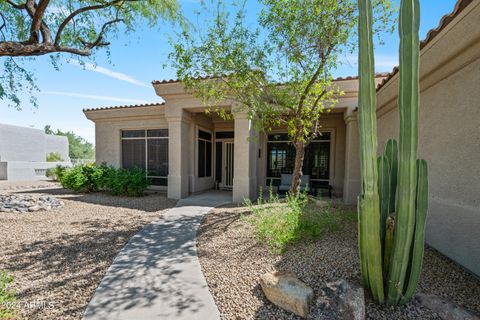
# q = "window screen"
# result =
<box><xmin>198</xmin><ymin>130</ymin><xmax>212</xmax><ymax>178</ymax></box>
<box><xmin>122</xmin><ymin>139</ymin><xmax>146</xmax><ymax>170</ymax></box>
<box><xmin>121</xmin><ymin>129</ymin><xmax>168</xmax><ymax>186</ymax></box>
<box><xmin>215</xmin><ymin>142</ymin><xmax>222</xmax><ymax>182</ymax></box>
<box><xmin>147</xmin><ymin>139</ymin><xmax>168</xmax><ymax>177</ymax></box>
<box><xmin>266</xmin><ymin>132</ymin><xmax>331</xmax><ymax>183</ymax></box>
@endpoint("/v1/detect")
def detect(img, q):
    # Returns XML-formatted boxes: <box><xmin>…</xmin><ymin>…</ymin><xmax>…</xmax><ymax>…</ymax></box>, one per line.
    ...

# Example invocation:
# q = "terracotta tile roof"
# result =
<box><xmin>152</xmin><ymin>76</ymin><xmax>216</xmax><ymax>85</ymax></box>
<box><xmin>151</xmin><ymin>73</ymin><xmax>390</xmax><ymax>86</ymax></box>
<box><xmin>376</xmin><ymin>0</ymin><xmax>473</xmax><ymax>91</ymax></box>
<box><xmin>83</xmin><ymin>102</ymin><xmax>165</xmax><ymax>112</ymax></box>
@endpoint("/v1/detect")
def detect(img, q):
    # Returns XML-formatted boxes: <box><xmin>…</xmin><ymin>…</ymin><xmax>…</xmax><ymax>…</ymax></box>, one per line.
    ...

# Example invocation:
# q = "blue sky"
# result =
<box><xmin>0</xmin><ymin>0</ymin><xmax>458</xmax><ymax>144</ymax></box>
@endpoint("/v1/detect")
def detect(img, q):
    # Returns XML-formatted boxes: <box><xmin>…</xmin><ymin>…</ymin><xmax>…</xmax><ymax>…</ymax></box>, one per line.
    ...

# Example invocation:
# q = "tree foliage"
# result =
<box><xmin>45</xmin><ymin>124</ymin><xmax>94</xmax><ymax>159</ymax></box>
<box><xmin>170</xmin><ymin>0</ymin><xmax>395</xmax><ymax>192</ymax></box>
<box><xmin>0</xmin><ymin>0</ymin><xmax>180</xmax><ymax>109</ymax></box>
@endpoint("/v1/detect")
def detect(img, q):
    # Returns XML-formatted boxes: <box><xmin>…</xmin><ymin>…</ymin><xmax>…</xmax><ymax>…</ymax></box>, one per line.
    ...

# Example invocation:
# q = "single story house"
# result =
<box><xmin>0</xmin><ymin>123</ymin><xmax>70</xmax><ymax>181</ymax></box>
<box><xmin>84</xmin><ymin>0</ymin><xmax>479</xmax><ymax>276</ymax></box>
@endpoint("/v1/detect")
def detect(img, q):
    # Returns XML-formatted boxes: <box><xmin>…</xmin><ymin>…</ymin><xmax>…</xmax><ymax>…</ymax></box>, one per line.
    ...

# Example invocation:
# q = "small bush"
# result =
<box><xmin>46</xmin><ymin>152</ymin><xmax>64</xmax><ymax>162</ymax></box>
<box><xmin>45</xmin><ymin>168</ymin><xmax>56</xmax><ymax>180</ymax></box>
<box><xmin>46</xmin><ymin>165</ymin><xmax>67</xmax><ymax>181</ymax></box>
<box><xmin>54</xmin><ymin>165</ymin><xmax>68</xmax><ymax>181</ymax></box>
<box><xmin>0</xmin><ymin>271</ymin><xmax>17</xmax><ymax>319</ymax></box>
<box><xmin>58</xmin><ymin>163</ymin><xmax>150</xmax><ymax>196</ymax></box>
<box><xmin>59</xmin><ymin>164</ymin><xmax>94</xmax><ymax>192</ymax></box>
<box><xmin>245</xmin><ymin>189</ymin><xmax>355</xmax><ymax>253</ymax></box>
<box><xmin>104</xmin><ymin>167</ymin><xmax>150</xmax><ymax>197</ymax></box>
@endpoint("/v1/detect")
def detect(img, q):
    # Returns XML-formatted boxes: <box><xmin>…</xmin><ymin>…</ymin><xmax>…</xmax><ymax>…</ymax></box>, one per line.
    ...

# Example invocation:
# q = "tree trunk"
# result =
<box><xmin>289</xmin><ymin>141</ymin><xmax>305</xmax><ymax>195</ymax></box>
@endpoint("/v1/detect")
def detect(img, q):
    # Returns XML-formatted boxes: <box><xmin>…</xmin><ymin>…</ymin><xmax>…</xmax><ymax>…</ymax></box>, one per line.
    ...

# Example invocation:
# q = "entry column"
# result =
<box><xmin>233</xmin><ymin>113</ymin><xmax>259</xmax><ymax>203</ymax></box>
<box><xmin>166</xmin><ymin>110</ymin><xmax>191</xmax><ymax>199</ymax></box>
<box><xmin>343</xmin><ymin>109</ymin><xmax>361</xmax><ymax>205</ymax></box>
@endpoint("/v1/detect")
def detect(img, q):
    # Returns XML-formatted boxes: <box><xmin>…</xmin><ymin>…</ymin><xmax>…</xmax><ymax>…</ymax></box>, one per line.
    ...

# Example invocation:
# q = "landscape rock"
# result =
<box><xmin>313</xmin><ymin>279</ymin><xmax>365</xmax><ymax>320</ymax></box>
<box><xmin>260</xmin><ymin>271</ymin><xmax>314</xmax><ymax>318</ymax></box>
<box><xmin>28</xmin><ymin>205</ymin><xmax>41</xmax><ymax>212</ymax></box>
<box><xmin>416</xmin><ymin>293</ymin><xmax>480</xmax><ymax>320</ymax></box>
<box><xmin>0</xmin><ymin>193</ymin><xmax>64</xmax><ymax>213</ymax></box>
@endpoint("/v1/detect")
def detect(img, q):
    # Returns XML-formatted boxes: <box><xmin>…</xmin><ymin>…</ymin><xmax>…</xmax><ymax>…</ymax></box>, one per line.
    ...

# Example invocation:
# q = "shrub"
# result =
<box><xmin>0</xmin><ymin>271</ymin><xmax>17</xmax><ymax>319</ymax></box>
<box><xmin>58</xmin><ymin>163</ymin><xmax>149</xmax><ymax>196</ymax></box>
<box><xmin>46</xmin><ymin>165</ymin><xmax>67</xmax><ymax>181</ymax></box>
<box><xmin>245</xmin><ymin>189</ymin><xmax>355</xmax><ymax>253</ymax></box>
<box><xmin>46</xmin><ymin>152</ymin><xmax>64</xmax><ymax>162</ymax></box>
<box><xmin>104</xmin><ymin>167</ymin><xmax>150</xmax><ymax>197</ymax></box>
<box><xmin>59</xmin><ymin>163</ymin><xmax>108</xmax><ymax>192</ymax></box>
<box><xmin>45</xmin><ymin>168</ymin><xmax>56</xmax><ymax>180</ymax></box>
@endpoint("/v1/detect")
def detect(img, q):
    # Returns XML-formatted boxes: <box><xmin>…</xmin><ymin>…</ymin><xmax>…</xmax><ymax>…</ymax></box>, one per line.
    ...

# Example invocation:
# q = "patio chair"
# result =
<box><xmin>278</xmin><ymin>174</ymin><xmax>310</xmax><ymax>194</ymax></box>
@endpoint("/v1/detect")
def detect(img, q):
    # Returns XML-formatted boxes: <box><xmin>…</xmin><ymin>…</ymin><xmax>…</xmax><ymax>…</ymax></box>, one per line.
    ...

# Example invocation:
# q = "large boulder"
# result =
<box><xmin>312</xmin><ymin>279</ymin><xmax>365</xmax><ymax>320</ymax></box>
<box><xmin>416</xmin><ymin>293</ymin><xmax>480</xmax><ymax>320</ymax></box>
<box><xmin>260</xmin><ymin>271</ymin><xmax>314</xmax><ymax>318</ymax></box>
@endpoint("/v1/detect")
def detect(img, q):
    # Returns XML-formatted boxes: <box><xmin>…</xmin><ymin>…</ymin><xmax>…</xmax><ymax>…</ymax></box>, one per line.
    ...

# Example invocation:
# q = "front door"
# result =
<box><xmin>223</xmin><ymin>141</ymin><xmax>234</xmax><ymax>189</ymax></box>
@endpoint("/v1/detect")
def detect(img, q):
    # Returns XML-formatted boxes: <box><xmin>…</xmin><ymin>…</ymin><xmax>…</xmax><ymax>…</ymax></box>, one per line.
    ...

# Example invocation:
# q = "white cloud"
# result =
<box><xmin>69</xmin><ymin>60</ymin><xmax>150</xmax><ymax>88</ymax></box>
<box><xmin>42</xmin><ymin>91</ymin><xmax>150</xmax><ymax>104</ymax></box>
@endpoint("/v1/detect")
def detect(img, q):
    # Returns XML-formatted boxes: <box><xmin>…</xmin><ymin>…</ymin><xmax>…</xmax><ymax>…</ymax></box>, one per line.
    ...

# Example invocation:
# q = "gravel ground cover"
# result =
<box><xmin>0</xmin><ymin>187</ymin><xmax>176</xmax><ymax>319</ymax></box>
<box><xmin>0</xmin><ymin>180</ymin><xmax>60</xmax><ymax>192</ymax></box>
<box><xmin>197</xmin><ymin>205</ymin><xmax>480</xmax><ymax>320</ymax></box>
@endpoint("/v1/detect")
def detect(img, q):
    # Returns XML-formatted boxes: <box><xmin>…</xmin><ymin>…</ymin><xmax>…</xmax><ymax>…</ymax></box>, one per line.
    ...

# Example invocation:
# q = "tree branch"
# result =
<box><xmin>310</xmin><ymin>89</ymin><xmax>327</xmax><ymax>112</ymax></box>
<box><xmin>54</xmin><ymin>0</ymin><xmax>141</xmax><ymax>46</ymax></box>
<box><xmin>0</xmin><ymin>0</ymin><xmax>139</xmax><ymax>57</ymax></box>
<box><xmin>0</xmin><ymin>13</ymin><xmax>6</xmax><ymax>38</ymax></box>
<box><xmin>79</xmin><ymin>18</ymin><xmax>123</xmax><ymax>49</ymax></box>
<box><xmin>5</xmin><ymin>0</ymin><xmax>26</xmax><ymax>10</ymax></box>
<box><xmin>24</xmin><ymin>0</ymin><xmax>53</xmax><ymax>44</ymax></box>
<box><xmin>296</xmin><ymin>44</ymin><xmax>334</xmax><ymax>113</ymax></box>
<box><xmin>29</xmin><ymin>0</ymin><xmax>50</xmax><ymax>43</ymax></box>
<box><xmin>0</xmin><ymin>41</ymin><xmax>91</xmax><ymax>56</ymax></box>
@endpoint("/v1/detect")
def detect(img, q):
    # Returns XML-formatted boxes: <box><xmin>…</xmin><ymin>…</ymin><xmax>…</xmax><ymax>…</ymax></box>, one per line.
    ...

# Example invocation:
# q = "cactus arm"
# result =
<box><xmin>387</xmin><ymin>0</ymin><xmax>421</xmax><ymax>305</ymax></box>
<box><xmin>378</xmin><ymin>155</ymin><xmax>391</xmax><ymax>242</ymax></box>
<box><xmin>401</xmin><ymin>159</ymin><xmax>428</xmax><ymax>304</ymax></box>
<box><xmin>383</xmin><ymin>216</ymin><xmax>395</xmax><ymax>277</ymax></box>
<box><xmin>358</xmin><ymin>196</ymin><xmax>370</xmax><ymax>287</ymax></box>
<box><xmin>384</xmin><ymin>139</ymin><xmax>398</xmax><ymax>213</ymax></box>
<box><xmin>358</xmin><ymin>0</ymin><xmax>384</xmax><ymax>304</ymax></box>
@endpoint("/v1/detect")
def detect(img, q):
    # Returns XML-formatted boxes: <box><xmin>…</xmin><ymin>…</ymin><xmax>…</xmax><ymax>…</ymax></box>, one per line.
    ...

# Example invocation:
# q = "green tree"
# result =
<box><xmin>0</xmin><ymin>0</ymin><xmax>180</xmax><ymax>109</ymax></box>
<box><xmin>45</xmin><ymin>125</ymin><xmax>94</xmax><ymax>159</ymax></box>
<box><xmin>170</xmin><ymin>0</ymin><xmax>394</xmax><ymax>193</ymax></box>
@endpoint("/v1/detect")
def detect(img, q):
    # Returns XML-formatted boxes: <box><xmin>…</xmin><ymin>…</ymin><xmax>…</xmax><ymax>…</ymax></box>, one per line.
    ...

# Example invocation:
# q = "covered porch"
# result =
<box><xmin>155</xmin><ymin>78</ymin><xmax>358</xmax><ymax>203</ymax></box>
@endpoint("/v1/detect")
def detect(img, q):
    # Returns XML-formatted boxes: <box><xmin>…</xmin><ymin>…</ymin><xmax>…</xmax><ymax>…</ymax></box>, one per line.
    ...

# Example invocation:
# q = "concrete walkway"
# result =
<box><xmin>83</xmin><ymin>191</ymin><xmax>232</xmax><ymax>320</ymax></box>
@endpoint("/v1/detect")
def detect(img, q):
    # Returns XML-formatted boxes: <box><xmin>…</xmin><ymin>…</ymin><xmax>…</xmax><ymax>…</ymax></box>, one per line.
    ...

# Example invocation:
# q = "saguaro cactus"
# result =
<box><xmin>357</xmin><ymin>0</ymin><xmax>385</xmax><ymax>304</ymax></box>
<box><xmin>357</xmin><ymin>0</ymin><xmax>428</xmax><ymax>305</ymax></box>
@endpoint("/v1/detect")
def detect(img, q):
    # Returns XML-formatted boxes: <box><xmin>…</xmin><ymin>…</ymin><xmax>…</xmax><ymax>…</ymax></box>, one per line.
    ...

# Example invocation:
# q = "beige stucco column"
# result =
<box><xmin>233</xmin><ymin>112</ymin><xmax>259</xmax><ymax>203</ymax></box>
<box><xmin>166</xmin><ymin>110</ymin><xmax>191</xmax><ymax>199</ymax></box>
<box><xmin>343</xmin><ymin>109</ymin><xmax>360</xmax><ymax>205</ymax></box>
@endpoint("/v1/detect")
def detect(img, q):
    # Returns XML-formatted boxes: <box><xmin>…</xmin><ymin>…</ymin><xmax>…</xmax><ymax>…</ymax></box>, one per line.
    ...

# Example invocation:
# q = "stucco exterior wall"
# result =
<box><xmin>375</xmin><ymin>2</ymin><xmax>480</xmax><ymax>276</ymax></box>
<box><xmin>377</xmin><ymin>57</ymin><xmax>480</xmax><ymax>276</ymax></box>
<box><xmin>87</xmin><ymin>106</ymin><xmax>168</xmax><ymax>168</ymax></box>
<box><xmin>0</xmin><ymin>123</ymin><xmax>70</xmax><ymax>180</ymax></box>
<box><xmin>45</xmin><ymin>134</ymin><xmax>70</xmax><ymax>161</ymax></box>
<box><xmin>0</xmin><ymin>123</ymin><xmax>46</xmax><ymax>162</ymax></box>
<box><xmin>94</xmin><ymin>118</ymin><xmax>169</xmax><ymax>168</ymax></box>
